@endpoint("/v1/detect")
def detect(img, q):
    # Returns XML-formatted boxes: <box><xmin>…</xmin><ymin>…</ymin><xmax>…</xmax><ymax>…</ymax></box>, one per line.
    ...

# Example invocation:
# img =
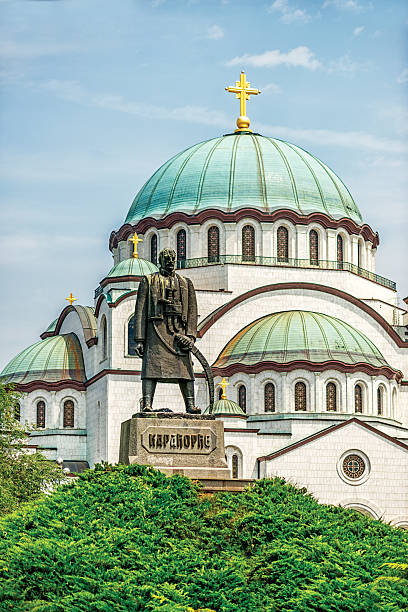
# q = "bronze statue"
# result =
<box><xmin>134</xmin><ymin>248</ymin><xmax>201</xmax><ymax>413</ymax></box>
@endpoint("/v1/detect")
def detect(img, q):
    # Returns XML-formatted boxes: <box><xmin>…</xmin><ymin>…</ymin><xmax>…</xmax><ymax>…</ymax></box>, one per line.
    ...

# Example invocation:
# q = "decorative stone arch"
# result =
<box><xmin>201</xmin><ymin>218</ymin><xmax>225</xmax><ymax>260</ymax></box>
<box><xmin>273</xmin><ymin>219</ymin><xmax>296</xmax><ymax>261</ymax></box>
<box><xmin>236</xmin><ymin>217</ymin><xmax>262</xmax><ymax>259</ymax></box>
<box><xmin>225</xmin><ymin>445</ymin><xmax>243</xmax><ymax>479</ymax></box>
<box><xmin>125</xmin><ymin>312</ymin><xmax>137</xmax><ymax>357</ymax></box>
<box><xmin>376</xmin><ymin>382</ymin><xmax>387</xmax><ymax>416</ymax></box>
<box><xmin>391</xmin><ymin>386</ymin><xmax>398</xmax><ymax>419</ymax></box>
<box><xmin>257</xmin><ymin>372</ymin><xmax>281</xmax><ymax>412</ymax></box>
<box><xmin>357</xmin><ymin>236</ymin><xmax>365</xmax><ymax>269</ymax></box>
<box><xmin>323</xmin><ymin>377</ymin><xmax>343</xmax><ymax>412</ymax></box>
<box><xmin>389</xmin><ymin>517</ymin><xmax>408</xmax><ymax>530</ymax></box>
<box><xmin>145</xmin><ymin>229</ymin><xmax>159</xmax><ymax>265</ymax></box>
<box><xmin>336</xmin><ymin>230</ymin><xmax>350</xmax><ymax>265</ymax></box>
<box><xmin>341</xmin><ymin>498</ymin><xmax>382</xmax><ymax>520</ymax></box>
<box><xmin>307</xmin><ymin>223</ymin><xmax>327</xmax><ymax>260</ymax></box>
<box><xmin>32</xmin><ymin>395</ymin><xmax>48</xmax><ymax>428</ymax></box>
<box><xmin>170</xmin><ymin>222</ymin><xmax>189</xmax><ymax>261</ymax></box>
<box><xmin>353</xmin><ymin>380</ymin><xmax>368</xmax><ymax>414</ymax></box>
<box><xmin>60</xmin><ymin>395</ymin><xmax>76</xmax><ymax>428</ymax></box>
<box><xmin>293</xmin><ymin>377</ymin><xmax>309</xmax><ymax>412</ymax></box>
<box><xmin>230</xmin><ymin>374</ymin><xmax>251</xmax><ymax>414</ymax></box>
<box><xmin>99</xmin><ymin>314</ymin><xmax>108</xmax><ymax>362</ymax></box>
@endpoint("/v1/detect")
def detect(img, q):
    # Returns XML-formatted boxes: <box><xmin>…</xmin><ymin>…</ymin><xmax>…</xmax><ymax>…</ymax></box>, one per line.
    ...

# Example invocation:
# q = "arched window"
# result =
<box><xmin>277</xmin><ymin>226</ymin><xmax>289</xmax><ymax>262</ymax></box>
<box><xmin>309</xmin><ymin>230</ymin><xmax>319</xmax><ymax>265</ymax></box>
<box><xmin>36</xmin><ymin>400</ymin><xmax>45</xmax><ymax>428</ymax></box>
<box><xmin>150</xmin><ymin>234</ymin><xmax>158</xmax><ymax>266</ymax></box>
<box><xmin>355</xmin><ymin>385</ymin><xmax>363</xmax><ymax>413</ymax></box>
<box><xmin>217</xmin><ymin>387</ymin><xmax>223</xmax><ymax>400</ymax></box>
<box><xmin>101</xmin><ymin>316</ymin><xmax>107</xmax><ymax>360</ymax></box>
<box><xmin>264</xmin><ymin>383</ymin><xmax>275</xmax><ymax>413</ymax></box>
<box><xmin>128</xmin><ymin>314</ymin><xmax>137</xmax><ymax>355</ymax></box>
<box><xmin>63</xmin><ymin>400</ymin><xmax>74</xmax><ymax>428</ymax></box>
<box><xmin>294</xmin><ymin>382</ymin><xmax>307</xmax><ymax>411</ymax></box>
<box><xmin>337</xmin><ymin>235</ymin><xmax>344</xmax><ymax>270</ymax></box>
<box><xmin>14</xmin><ymin>403</ymin><xmax>21</xmax><ymax>422</ymax></box>
<box><xmin>242</xmin><ymin>225</ymin><xmax>255</xmax><ymax>262</ymax></box>
<box><xmin>176</xmin><ymin>229</ymin><xmax>187</xmax><ymax>265</ymax></box>
<box><xmin>129</xmin><ymin>241</ymin><xmax>134</xmax><ymax>258</ymax></box>
<box><xmin>208</xmin><ymin>226</ymin><xmax>220</xmax><ymax>262</ymax></box>
<box><xmin>232</xmin><ymin>454</ymin><xmax>239</xmax><ymax>479</ymax></box>
<box><xmin>357</xmin><ymin>240</ymin><xmax>362</xmax><ymax>269</ymax></box>
<box><xmin>238</xmin><ymin>385</ymin><xmax>247</xmax><ymax>413</ymax></box>
<box><xmin>377</xmin><ymin>387</ymin><xmax>383</xmax><ymax>415</ymax></box>
<box><xmin>326</xmin><ymin>382</ymin><xmax>337</xmax><ymax>411</ymax></box>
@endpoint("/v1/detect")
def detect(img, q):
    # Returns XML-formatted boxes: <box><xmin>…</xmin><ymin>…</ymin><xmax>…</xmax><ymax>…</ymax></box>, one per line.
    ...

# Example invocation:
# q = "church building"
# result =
<box><xmin>2</xmin><ymin>73</ymin><xmax>408</xmax><ymax>526</ymax></box>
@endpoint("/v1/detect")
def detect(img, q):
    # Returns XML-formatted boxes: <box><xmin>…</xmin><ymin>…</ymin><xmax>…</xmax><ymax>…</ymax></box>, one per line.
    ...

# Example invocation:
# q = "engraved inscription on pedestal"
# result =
<box><xmin>142</xmin><ymin>427</ymin><xmax>216</xmax><ymax>454</ymax></box>
<box><xmin>119</xmin><ymin>413</ymin><xmax>231</xmax><ymax>479</ymax></box>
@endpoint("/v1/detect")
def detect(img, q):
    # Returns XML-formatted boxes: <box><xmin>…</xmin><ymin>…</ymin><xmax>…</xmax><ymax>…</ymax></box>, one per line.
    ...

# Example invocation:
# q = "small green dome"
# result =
<box><xmin>106</xmin><ymin>257</ymin><xmax>158</xmax><ymax>279</ymax></box>
<box><xmin>203</xmin><ymin>399</ymin><xmax>246</xmax><ymax>416</ymax></box>
<box><xmin>125</xmin><ymin>134</ymin><xmax>362</xmax><ymax>225</ymax></box>
<box><xmin>0</xmin><ymin>334</ymin><xmax>86</xmax><ymax>385</ymax></box>
<box><xmin>214</xmin><ymin>311</ymin><xmax>387</xmax><ymax>368</ymax></box>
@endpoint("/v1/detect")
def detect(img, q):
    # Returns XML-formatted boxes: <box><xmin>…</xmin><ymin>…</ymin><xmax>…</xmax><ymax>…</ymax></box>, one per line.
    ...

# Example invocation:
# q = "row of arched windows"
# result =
<box><xmin>221</xmin><ymin>382</ymin><xmax>388</xmax><ymax>414</ymax></box>
<box><xmin>34</xmin><ymin>400</ymin><xmax>75</xmax><ymax>429</ymax></box>
<box><xmin>147</xmin><ymin>226</ymin><xmax>348</xmax><ymax>266</ymax></box>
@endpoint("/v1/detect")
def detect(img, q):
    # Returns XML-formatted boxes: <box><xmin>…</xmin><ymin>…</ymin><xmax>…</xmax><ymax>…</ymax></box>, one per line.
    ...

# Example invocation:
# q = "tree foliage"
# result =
<box><xmin>0</xmin><ymin>463</ymin><xmax>407</xmax><ymax>611</ymax></box>
<box><xmin>0</xmin><ymin>383</ymin><xmax>62</xmax><ymax>515</ymax></box>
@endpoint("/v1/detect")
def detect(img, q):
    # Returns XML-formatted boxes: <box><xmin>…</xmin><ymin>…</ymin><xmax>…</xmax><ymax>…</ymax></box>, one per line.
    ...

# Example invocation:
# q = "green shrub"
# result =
<box><xmin>0</xmin><ymin>464</ymin><xmax>406</xmax><ymax>611</ymax></box>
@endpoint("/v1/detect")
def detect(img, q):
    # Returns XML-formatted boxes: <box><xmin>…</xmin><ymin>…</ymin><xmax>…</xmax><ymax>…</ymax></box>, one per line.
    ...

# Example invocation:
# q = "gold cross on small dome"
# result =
<box><xmin>225</xmin><ymin>71</ymin><xmax>261</xmax><ymax>132</ymax></box>
<box><xmin>128</xmin><ymin>232</ymin><xmax>143</xmax><ymax>258</ymax></box>
<box><xmin>218</xmin><ymin>377</ymin><xmax>230</xmax><ymax>400</ymax></box>
<box><xmin>66</xmin><ymin>292</ymin><xmax>77</xmax><ymax>306</ymax></box>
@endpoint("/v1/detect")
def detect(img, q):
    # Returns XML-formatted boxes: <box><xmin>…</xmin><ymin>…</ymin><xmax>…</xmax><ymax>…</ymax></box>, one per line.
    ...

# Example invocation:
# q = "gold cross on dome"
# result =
<box><xmin>66</xmin><ymin>292</ymin><xmax>77</xmax><ymax>306</ymax></box>
<box><xmin>225</xmin><ymin>71</ymin><xmax>260</xmax><ymax>132</ymax></box>
<box><xmin>218</xmin><ymin>377</ymin><xmax>230</xmax><ymax>400</ymax></box>
<box><xmin>128</xmin><ymin>232</ymin><xmax>143</xmax><ymax>258</ymax></box>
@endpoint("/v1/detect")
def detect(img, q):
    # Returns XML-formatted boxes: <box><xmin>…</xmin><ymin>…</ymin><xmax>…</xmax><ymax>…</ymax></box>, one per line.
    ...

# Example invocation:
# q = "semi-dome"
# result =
<box><xmin>213</xmin><ymin>310</ymin><xmax>387</xmax><ymax>369</ymax></box>
<box><xmin>125</xmin><ymin>133</ymin><xmax>362</xmax><ymax>225</ymax></box>
<box><xmin>0</xmin><ymin>334</ymin><xmax>86</xmax><ymax>386</ymax></box>
<box><xmin>106</xmin><ymin>257</ymin><xmax>159</xmax><ymax>279</ymax></box>
<box><xmin>203</xmin><ymin>398</ymin><xmax>246</xmax><ymax>416</ymax></box>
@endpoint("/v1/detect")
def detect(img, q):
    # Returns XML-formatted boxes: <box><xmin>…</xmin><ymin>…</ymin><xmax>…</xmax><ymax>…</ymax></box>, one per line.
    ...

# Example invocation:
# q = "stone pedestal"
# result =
<box><xmin>119</xmin><ymin>413</ymin><xmax>231</xmax><ymax>479</ymax></box>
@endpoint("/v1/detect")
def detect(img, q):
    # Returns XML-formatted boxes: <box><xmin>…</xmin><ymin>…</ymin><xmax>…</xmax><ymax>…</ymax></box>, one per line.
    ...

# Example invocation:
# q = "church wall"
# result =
<box><xmin>261</xmin><ymin>422</ymin><xmax>408</xmax><ymax>523</ymax></box>
<box><xmin>86</xmin><ymin>376</ymin><xmax>108</xmax><ymax>467</ymax></box>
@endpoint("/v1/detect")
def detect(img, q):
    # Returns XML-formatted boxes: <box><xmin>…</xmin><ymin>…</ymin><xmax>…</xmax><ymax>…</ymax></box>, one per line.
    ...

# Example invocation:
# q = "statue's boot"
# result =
<box><xmin>180</xmin><ymin>380</ymin><xmax>201</xmax><ymax>414</ymax></box>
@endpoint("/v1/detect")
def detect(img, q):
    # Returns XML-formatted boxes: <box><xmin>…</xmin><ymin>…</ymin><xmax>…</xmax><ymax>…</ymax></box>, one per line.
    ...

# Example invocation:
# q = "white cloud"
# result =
<box><xmin>207</xmin><ymin>25</ymin><xmax>224</xmax><ymax>40</ymax></box>
<box><xmin>225</xmin><ymin>46</ymin><xmax>321</xmax><ymax>70</ymax></box>
<box><xmin>397</xmin><ymin>68</ymin><xmax>408</xmax><ymax>84</ymax></box>
<box><xmin>269</xmin><ymin>0</ymin><xmax>311</xmax><ymax>24</ymax></box>
<box><xmin>353</xmin><ymin>26</ymin><xmax>364</xmax><ymax>36</ymax></box>
<box><xmin>35</xmin><ymin>79</ymin><xmax>408</xmax><ymax>155</ymax></box>
<box><xmin>327</xmin><ymin>54</ymin><xmax>366</xmax><ymax>74</ymax></box>
<box><xmin>322</xmin><ymin>0</ymin><xmax>366</xmax><ymax>11</ymax></box>
<box><xmin>261</xmin><ymin>82</ymin><xmax>282</xmax><ymax>94</ymax></box>
<box><xmin>0</xmin><ymin>40</ymin><xmax>81</xmax><ymax>60</ymax></box>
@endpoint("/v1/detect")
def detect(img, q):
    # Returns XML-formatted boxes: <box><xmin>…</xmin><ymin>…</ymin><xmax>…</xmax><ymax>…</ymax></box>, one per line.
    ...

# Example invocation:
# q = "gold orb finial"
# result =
<box><xmin>225</xmin><ymin>71</ymin><xmax>260</xmax><ymax>133</ymax></box>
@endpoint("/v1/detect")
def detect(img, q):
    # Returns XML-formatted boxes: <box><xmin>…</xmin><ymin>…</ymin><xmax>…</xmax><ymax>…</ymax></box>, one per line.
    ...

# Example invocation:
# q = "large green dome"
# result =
<box><xmin>213</xmin><ymin>310</ymin><xmax>387</xmax><ymax>369</ymax></box>
<box><xmin>0</xmin><ymin>334</ymin><xmax>86</xmax><ymax>385</ymax></box>
<box><xmin>125</xmin><ymin>134</ymin><xmax>362</xmax><ymax>225</ymax></box>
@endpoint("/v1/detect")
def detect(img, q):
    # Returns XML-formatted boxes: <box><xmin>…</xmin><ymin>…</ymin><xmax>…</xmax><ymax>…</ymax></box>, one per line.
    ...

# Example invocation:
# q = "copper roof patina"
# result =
<box><xmin>0</xmin><ymin>333</ymin><xmax>86</xmax><ymax>385</ymax></box>
<box><xmin>213</xmin><ymin>310</ymin><xmax>388</xmax><ymax>369</ymax></box>
<box><xmin>203</xmin><ymin>398</ymin><xmax>246</xmax><ymax>416</ymax></box>
<box><xmin>106</xmin><ymin>257</ymin><xmax>159</xmax><ymax>279</ymax></box>
<box><xmin>125</xmin><ymin>134</ymin><xmax>362</xmax><ymax>225</ymax></box>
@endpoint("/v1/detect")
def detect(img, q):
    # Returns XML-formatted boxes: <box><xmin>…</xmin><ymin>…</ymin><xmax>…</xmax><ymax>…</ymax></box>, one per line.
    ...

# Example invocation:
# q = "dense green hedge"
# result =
<box><xmin>0</xmin><ymin>464</ymin><xmax>407</xmax><ymax>611</ymax></box>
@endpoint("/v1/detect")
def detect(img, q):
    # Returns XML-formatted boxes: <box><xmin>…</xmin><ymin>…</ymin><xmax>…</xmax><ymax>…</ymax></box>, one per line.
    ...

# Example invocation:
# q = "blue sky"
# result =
<box><xmin>0</xmin><ymin>0</ymin><xmax>407</xmax><ymax>369</ymax></box>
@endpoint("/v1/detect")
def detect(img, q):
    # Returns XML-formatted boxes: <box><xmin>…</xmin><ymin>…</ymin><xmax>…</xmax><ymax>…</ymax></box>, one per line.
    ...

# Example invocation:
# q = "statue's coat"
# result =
<box><xmin>134</xmin><ymin>272</ymin><xmax>197</xmax><ymax>381</ymax></box>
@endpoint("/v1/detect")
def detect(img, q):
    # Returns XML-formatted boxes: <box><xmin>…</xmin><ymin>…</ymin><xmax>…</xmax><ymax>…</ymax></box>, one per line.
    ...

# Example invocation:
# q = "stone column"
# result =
<box><xmin>326</xmin><ymin>229</ymin><xmax>337</xmax><ymax>262</ymax></box>
<box><xmin>314</xmin><ymin>372</ymin><xmax>320</xmax><ymax>412</ymax></box>
<box><xmin>296</xmin><ymin>225</ymin><xmax>308</xmax><ymax>261</ymax></box>
<box><xmin>280</xmin><ymin>372</ymin><xmax>287</xmax><ymax>413</ymax></box>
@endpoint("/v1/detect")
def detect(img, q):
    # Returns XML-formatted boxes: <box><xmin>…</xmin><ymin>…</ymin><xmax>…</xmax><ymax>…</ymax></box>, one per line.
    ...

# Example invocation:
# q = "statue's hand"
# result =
<box><xmin>176</xmin><ymin>334</ymin><xmax>194</xmax><ymax>351</ymax></box>
<box><xmin>135</xmin><ymin>342</ymin><xmax>144</xmax><ymax>358</ymax></box>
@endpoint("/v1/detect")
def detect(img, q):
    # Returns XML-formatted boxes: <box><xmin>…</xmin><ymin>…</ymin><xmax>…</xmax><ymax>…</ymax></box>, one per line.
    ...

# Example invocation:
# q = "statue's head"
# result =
<box><xmin>158</xmin><ymin>248</ymin><xmax>176</xmax><ymax>276</ymax></box>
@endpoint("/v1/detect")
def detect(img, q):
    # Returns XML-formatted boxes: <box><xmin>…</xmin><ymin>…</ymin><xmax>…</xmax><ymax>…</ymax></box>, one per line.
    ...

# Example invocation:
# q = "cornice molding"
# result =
<box><xmin>198</xmin><ymin>281</ymin><xmax>407</xmax><ymax>348</ymax></box>
<box><xmin>258</xmin><ymin>417</ymin><xmax>408</xmax><ymax>462</ymax></box>
<box><xmin>100</xmin><ymin>275</ymin><xmax>143</xmax><ymax>289</ymax></box>
<box><xmin>212</xmin><ymin>360</ymin><xmax>402</xmax><ymax>382</ymax></box>
<box><xmin>109</xmin><ymin>208</ymin><xmax>379</xmax><ymax>251</ymax></box>
<box><xmin>14</xmin><ymin>380</ymin><xmax>86</xmax><ymax>392</ymax></box>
